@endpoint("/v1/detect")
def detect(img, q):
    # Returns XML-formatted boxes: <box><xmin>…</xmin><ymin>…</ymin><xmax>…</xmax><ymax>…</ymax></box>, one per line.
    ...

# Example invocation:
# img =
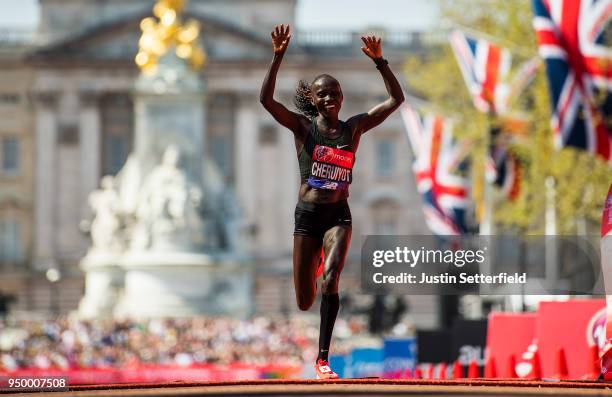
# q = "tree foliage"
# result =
<box><xmin>404</xmin><ymin>0</ymin><xmax>612</xmax><ymax>234</ymax></box>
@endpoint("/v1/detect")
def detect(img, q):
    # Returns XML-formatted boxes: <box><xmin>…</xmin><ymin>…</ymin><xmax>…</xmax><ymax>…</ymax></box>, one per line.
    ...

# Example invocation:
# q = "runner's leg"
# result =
<box><xmin>317</xmin><ymin>225</ymin><xmax>351</xmax><ymax>361</ymax></box>
<box><xmin>293</xmin><ymin>235</ymin><xmax>323</xmax><ymax>311</ymax></box>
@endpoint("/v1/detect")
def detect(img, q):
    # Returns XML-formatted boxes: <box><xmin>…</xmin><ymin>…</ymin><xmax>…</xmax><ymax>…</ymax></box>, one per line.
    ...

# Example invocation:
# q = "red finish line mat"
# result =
<box><xmin>3</xmin><ymin>379</ymin><xmax>612</xmax><ymax>397</ymax></box>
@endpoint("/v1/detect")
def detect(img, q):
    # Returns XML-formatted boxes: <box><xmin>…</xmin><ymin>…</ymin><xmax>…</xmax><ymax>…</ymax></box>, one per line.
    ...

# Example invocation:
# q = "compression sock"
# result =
<box><xmin>317</xmin><ymin>292</ymin><xmax>340</xmax><ymax>362</ymax></box>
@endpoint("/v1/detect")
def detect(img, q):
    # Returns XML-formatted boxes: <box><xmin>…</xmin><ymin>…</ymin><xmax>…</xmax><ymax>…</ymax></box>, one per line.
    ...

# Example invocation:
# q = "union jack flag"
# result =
<box><xmin>532</xmin><ymin>0</ymin><xmax>612</xmax><ymax>161</ymax></box>
<box><xmin>400</xmin><ymin>103</ymin><xmax>469</xmax><ymax>235</ymax></box>
<box><xmin>449</xmin><ymin>30</ymin><xmax>512</xmax><ymax>114</ymax></box>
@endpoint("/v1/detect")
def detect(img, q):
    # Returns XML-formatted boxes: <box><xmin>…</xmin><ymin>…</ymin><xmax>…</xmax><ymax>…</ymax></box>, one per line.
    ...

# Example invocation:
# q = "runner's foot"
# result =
<box><xmin>315</xmin><ymin>358</ymin><xmax>339</xmax><ymax>379</ymax></box>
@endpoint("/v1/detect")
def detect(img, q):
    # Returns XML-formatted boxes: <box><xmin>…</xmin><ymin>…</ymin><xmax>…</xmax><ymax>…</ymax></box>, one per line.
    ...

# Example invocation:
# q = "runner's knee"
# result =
<box><xmin>296</xmin><ymin>290</ymin><xmax>315</xmax><ymax>311</ymax></box>
<box><xmin>297</xmin><ymin>297</ymin><xmax>314</xmax><ymax>311</ymax></box>
<box><xmin>321</xmin><ymin>269</ymin><xmax>340</xmax><ymax>294</ymax></box>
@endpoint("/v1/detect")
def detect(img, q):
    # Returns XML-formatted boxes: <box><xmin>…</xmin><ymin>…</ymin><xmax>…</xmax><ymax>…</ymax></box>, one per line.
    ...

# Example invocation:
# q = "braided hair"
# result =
<box><xmin>293</xmin><ymin>74</ymin><xmax>341</xmax><ymax>119</ymax></box>
<box><xmin>294</xmin><ymin>79</ymin><xmax>318</xmax><ymax>118</ymax></box>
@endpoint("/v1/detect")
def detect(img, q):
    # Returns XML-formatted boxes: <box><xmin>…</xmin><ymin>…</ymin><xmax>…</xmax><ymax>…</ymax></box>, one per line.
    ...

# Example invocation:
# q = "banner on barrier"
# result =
<box><xmin>452</xmin><ymin>319</ymin><xmax>488</xmax><ymax>369</ymax></box>
<box><xmin>383</xmin><ymin>338</ymin><xmax>416</xmax><ymax>377</ymax></box>
<box><xmin>328</xmin><ymin>355</ymin><xmax>347</xmax><ymax>379</ymax></box>
<box><xmin>349</xmin><ymin>348</ymin><xmax>384</xmax><ymax>378</ymax></box>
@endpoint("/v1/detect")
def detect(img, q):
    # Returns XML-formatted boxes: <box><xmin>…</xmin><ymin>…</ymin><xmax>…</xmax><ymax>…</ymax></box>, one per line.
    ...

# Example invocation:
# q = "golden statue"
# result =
<box><xmin>135</xmin><ymin>0</ymin><xmax>206</xmax><ymax>72</ymax></box>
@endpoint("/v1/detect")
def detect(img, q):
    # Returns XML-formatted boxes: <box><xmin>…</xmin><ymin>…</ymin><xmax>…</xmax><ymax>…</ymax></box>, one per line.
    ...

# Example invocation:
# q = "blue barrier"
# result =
<box><xmin>383</xmin><ymin>338</ymin><xmax>417</xmax><ymax>377</ymax></box>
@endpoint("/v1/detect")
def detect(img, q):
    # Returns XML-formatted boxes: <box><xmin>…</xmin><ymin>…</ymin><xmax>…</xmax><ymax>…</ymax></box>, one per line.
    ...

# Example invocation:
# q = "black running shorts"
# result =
<box><xmin>294</xmin><ymin>199</ymin><xmax>352</xmax><ymax>240</ymax></box>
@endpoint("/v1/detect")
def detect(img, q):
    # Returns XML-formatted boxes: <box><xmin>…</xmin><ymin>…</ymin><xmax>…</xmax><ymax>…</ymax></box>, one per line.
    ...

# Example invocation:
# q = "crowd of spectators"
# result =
<box><xmin>0</xmin><ymin>315</ymin><xmax>373</xmax><ymax>371</ymax></box>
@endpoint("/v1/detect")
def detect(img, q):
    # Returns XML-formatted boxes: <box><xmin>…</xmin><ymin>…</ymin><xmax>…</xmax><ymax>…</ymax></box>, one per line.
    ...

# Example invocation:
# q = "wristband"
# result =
<box><xmin>373</xmin><ymin>57</ymin><xmax>388</xmax><ymax>69</ymax></box>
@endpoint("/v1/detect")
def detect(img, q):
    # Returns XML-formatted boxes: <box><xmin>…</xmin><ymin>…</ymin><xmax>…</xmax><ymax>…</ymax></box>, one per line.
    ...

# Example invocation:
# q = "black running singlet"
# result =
<box><xmin>298</xmin><ymin>120</ymin><xmax>355</xmax><ymax>191</ymax></box>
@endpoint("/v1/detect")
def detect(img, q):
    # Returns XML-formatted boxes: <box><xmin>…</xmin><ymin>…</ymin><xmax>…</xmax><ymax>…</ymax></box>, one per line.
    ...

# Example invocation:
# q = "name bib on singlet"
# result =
<box><xmin>307</xmin><ymin>144</ymin><xmax>354</xmax><ymax>190</ymax></box>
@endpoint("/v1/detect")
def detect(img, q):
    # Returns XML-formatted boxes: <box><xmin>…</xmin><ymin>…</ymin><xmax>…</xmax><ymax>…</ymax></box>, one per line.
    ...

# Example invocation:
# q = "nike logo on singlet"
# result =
<box><xmin>337</xmin><ymin>144</ymin><xmax>349</xmax><ymax>149</ymax></box>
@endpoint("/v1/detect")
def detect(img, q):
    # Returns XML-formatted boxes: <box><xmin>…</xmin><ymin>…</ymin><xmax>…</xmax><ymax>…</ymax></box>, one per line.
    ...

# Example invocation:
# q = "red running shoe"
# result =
<box><xmin>314</xmin><ymin>358</ymin><xmax>339</xmax><ymax>379</ymax></box>
<box><xmin>315</xmin><ymin>252</ymin><xmax>325</xmax><ymax>279</ymax></box>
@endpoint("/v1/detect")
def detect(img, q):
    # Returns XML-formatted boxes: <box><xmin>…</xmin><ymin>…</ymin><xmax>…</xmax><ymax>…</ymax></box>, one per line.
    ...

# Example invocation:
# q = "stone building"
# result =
<box><xmin>0</xmin><ymin>0</ymin><xmax>439</xmax><ymax>326</ymax></box>
<box><xmin>0</xmin><ymin>29</ymin><xmax>38</xmax><ymax>311</ymax></box>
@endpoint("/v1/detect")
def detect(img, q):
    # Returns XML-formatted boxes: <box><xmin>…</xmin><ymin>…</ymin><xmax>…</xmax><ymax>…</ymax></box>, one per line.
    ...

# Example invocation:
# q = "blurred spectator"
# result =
<box><xmin>0</xmin><ymin>292</ymin><xmax>15</xmax><ymax>320</ymax></box>
<box><xmin>368</xmin><ymin>295</ymin><xmax>409</xmax><ymax>335</ymax></box>
<box><xmin>0</xmin><ymin>313</ymin><xmax>374</xmax><ymax>371</ymax></box>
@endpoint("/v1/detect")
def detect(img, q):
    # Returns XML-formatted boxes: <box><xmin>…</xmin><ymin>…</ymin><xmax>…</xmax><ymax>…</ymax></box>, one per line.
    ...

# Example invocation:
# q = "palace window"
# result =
<box><xmin>376</xmin><ymin>138</ymin><xmax>395</xmax><ymax>177</ymax></box>
<box><xmin>106</xmin><ymin>135</ymin><xmax>128</xmax><ymax>173</ymax></box>
<box><xmin>370</xmin><ymin>198</ymin><xmax>399</xmax><ymax>235</ymax></box>
<box><xmin>101</xmin><ymin>94</ymin><xmax>133</xmax><ymax>176</ymax></box>
<box><xmin>1</xmin><ymin>137</ymin><xmax>19</xmax><ymax>175</ymax></box>
<box><xmin>208</xmin><ymin>93</ymin><xmax>235</xmax><ymax>182</ymax></box>
<box><xmin>0</xmin><ymin>93</ymin><xmax>20</xmax><ymax>105</ymax></box>
<box><xmin>0</xmin><ymin>218</ymin><xmax>22</xmax><ymax>262</ymax></box>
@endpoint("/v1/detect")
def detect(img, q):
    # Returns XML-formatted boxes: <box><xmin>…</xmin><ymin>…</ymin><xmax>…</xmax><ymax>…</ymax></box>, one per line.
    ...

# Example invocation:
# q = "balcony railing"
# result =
<box><xmin>296</xmin><ymin>30</ymin><xmax>447</xmax><ymax>48</ymax></box>
<box><xmin>0</xmin><ymin>28</ymin><xmax>36</xmax><ymax>45</ymax></box>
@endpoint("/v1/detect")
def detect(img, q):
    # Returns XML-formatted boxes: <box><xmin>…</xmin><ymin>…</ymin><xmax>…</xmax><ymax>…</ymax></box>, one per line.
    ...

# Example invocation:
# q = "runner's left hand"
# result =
<box><xmin>360</xmin><ymin>35</ymin><xmax>382</xmax><ymax>59</ymax></box>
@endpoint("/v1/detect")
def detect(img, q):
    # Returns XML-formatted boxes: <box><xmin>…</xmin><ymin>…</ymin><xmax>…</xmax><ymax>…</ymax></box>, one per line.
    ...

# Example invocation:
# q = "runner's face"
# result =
<box><xmin>311</xmin><ymin>78</ymin><xmax>343</xmax><ymax>118</ymax></box>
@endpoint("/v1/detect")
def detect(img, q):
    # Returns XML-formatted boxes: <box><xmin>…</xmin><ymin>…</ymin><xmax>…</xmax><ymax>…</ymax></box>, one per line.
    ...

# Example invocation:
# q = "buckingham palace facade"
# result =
<box><xmin>0</xmin><ymin>0</ymin><xmax>442</xmax><ymax>324</ymax></box>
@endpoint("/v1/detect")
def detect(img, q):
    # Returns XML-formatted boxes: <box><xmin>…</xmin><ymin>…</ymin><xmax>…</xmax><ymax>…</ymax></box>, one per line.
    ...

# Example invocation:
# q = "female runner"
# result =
<box><xmin>260</xmin><ymin>24</ymin><xmax>404</xmax><ymax>379</ymax></box>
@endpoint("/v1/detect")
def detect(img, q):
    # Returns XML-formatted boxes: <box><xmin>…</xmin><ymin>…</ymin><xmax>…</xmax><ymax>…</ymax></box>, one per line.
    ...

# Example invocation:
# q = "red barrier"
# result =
<box><xmin>0</xmin><ymin>364</ymin><xmax>301</xmax><ymax>384</ymax></box>
<box><xmin>536</xmin><ymin>300</ymin><xmax>605</xmax><ymax>379</ymax></box>
<box><xmin>452</xmin><ymin>361</ymin><xmax>463</xmax><ymax>379</ymax></box>
<box><xmin>583</xmin><ymin>345</ymin><xmax>600</xmax><ymax>380</ymax></box>
<box><xmin>425</xmin><ymin>363</ymin><xmax>434</xmax><ymax>379</ymax></box>
<box><xmin>528</xmin><ymin>351</ymin><xmax>542</xmax><ymax>379</ymax></box>
<box><xmin>486</xmin><ymin>312</ymin><xmax>536</xmax><ymax>378</ymax></box>
<box><xmin>553</xmin><ymin>348</ymin><xmax>569</xmax><ymax>380</ymax></box>
<box><xmin>467</xmin><ymin>360</ymin><xmax>479</xmax><ymax>378</ymax></box>
<box><xmin>484</xmin><ymin>357</ymin><xmax>497</xmax><ymax>378</ymax></box>
<box><xmin>487</xmin><ymin>301</ymin><xmax>606</xmax><ymax>379</ymax></box>
<box><xmin>507</xmin><ymin>354</ymin><xmax>517</xmax><ymax>378</ymax></box>
<box><xmin>438</xmin><ymin>363</ymin><xmax>447</xmax><ymax>379</ymax></box>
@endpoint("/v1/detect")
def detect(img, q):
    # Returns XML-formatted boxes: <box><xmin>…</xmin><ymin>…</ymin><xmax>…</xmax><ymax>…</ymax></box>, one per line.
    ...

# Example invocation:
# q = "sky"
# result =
<box><xmin>0</xmin><ymin>0</ymin><xmax>38</xmax><ymax>28</ymax></box>
<box><xmin>0</xmin><ymin>0</ymin><xmax>439</xmax><ymax>30</ymax></box>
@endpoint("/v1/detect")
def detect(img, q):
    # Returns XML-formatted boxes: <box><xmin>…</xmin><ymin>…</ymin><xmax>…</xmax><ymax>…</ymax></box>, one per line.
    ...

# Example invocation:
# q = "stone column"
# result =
<box><xmin>33</xmin><ymin>91</ymin><xmax>59</xmax><ymax>269</ymax></box>
<box><xmin>78</xmin><ymin>91</ymin><xmax>101</xmax><ymax>221</ymax></box>
<box><xmin>234</xmin><ymin>97</ymin><xmax>258</xmax><ymax>249</ymax></box>
<box><xmin>278</xmin><ymin>118</ymin><xmax>298</xmax><ymax>250</ymax></box>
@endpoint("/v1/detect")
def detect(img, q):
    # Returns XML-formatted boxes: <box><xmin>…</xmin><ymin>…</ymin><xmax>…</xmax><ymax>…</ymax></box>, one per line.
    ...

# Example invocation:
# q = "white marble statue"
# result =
<box><xmin>133</xmin><ymin>145</ymin><xmax>205</xmax><ymax>251</ymax></box>
<box><xmin>116</xmin><ymin>154</ymin><xmax>141</xmax><ymax>216</ymax></box>
<box><xmin>80</xmin><ymin>2</ymin><xmax>253</xmax><ymax>317</ymax></box>
<box><xmin>89</xmin><ymin>175</ymin><xmax>122</xmax><ymax>253</ymax></box>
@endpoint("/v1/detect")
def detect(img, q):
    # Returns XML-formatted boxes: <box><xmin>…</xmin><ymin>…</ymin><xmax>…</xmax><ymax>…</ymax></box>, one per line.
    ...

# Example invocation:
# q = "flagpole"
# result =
<box><xmin>481</xmin><ymin>114</ymin><xmax>495</xmax><ymax>236</ymax></box>
<box><xmin>545</xmin><ymin>176</ymin><xmax>558</xmax><ymax>290</ymax></box>
<box><xmin>479</xmin><ymin>115</ymin><xmax>496</xmax><ymax>310</ymax></box>
<box><xmin>480</xmin><ymin>179</ymin><xmax>493</xmax><ymax>235</ymax></box>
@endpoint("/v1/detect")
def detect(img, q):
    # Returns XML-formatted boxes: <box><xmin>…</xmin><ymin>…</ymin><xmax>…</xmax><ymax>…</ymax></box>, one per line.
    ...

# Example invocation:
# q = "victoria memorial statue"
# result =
<box><xmin>78</xmin><ymin>0</ymin><xmax>253</xmax><ymax>318</ymax></box>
